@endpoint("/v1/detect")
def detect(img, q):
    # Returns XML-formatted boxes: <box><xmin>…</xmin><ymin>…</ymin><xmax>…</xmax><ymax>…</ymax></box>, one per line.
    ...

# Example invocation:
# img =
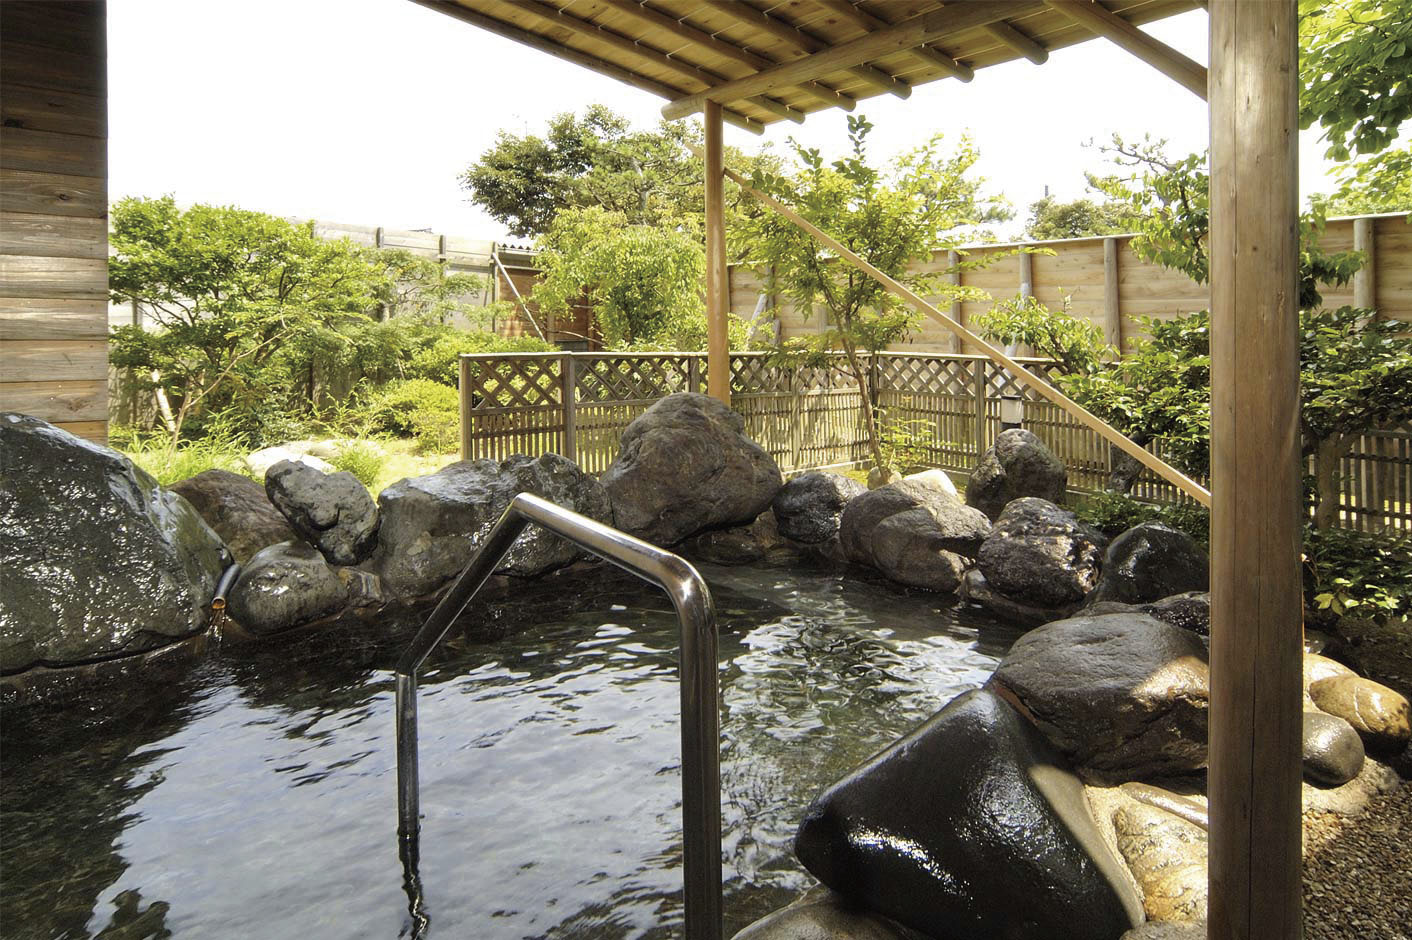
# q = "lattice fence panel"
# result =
<box><xmin>461</xmin><ymin>355</ymin><xmax>565</xmax><ymax>463</ymax></box>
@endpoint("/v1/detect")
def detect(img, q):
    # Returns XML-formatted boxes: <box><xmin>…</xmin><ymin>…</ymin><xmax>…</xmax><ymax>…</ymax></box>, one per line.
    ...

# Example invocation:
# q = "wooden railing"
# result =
<box><xmin>458</xmin><ymin>350</ymin><xmax>1411</xmax><ymax>534</ymax></box>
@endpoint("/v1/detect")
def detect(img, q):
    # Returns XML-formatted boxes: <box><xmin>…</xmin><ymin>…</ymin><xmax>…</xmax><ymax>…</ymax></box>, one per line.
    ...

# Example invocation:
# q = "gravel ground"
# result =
<box><xmin>1303</xmin><ymin>778</ymin><xmax>1412</xmax><ymax>940</ymax></box>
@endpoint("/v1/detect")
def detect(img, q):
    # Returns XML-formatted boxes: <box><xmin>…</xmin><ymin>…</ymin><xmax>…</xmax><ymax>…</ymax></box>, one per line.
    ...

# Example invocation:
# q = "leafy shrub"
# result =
<box><xmin>368</xmin><ymin>379</ymin><xmax>460</xmax><ymax>454</ymax></box>
<box><xmin>1072</xmin><ymin>491</ymin><xmax>1210</xmax><ymax>547</ymax></box>
<box><xmin>113</xmin><ymin>425</ymin><xmax>255</xmax><ymax>487</ymax></box>
<box><xmin>404</xmin><ymin>330</ymin><xmax>556</xmax><ymax>387</ymax></box>
<box><xmin>330</xmin><ymin>442</ymin><xmax>386</xmax><ymax>489</ymax></box>
<box><xmin>1304</xmin><ymin>527</ymin><xmax>1412</xmax><ymax>621</ymax></box>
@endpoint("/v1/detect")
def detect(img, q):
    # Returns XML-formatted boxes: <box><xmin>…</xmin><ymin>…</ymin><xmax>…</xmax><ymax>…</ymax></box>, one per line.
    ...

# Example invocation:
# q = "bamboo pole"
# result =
<box><xmin>720</xmin><ymin>163</ymin><xmax>1211</xmax><ymax>506</ymax></box>
<box><xmin>1206</xmin><ymin>2</ymin><xmax>1304</xmax><ymax>938</ymax></box>
<box><xmin>704</xmin><ymin>101</ymin><xmax>730</xmax><ymax>405</ymax></box>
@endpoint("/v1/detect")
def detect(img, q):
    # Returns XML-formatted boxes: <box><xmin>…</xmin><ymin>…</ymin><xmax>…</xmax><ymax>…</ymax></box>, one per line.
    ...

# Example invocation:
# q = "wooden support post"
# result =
<box><xmin>973</xmin><ymin>358</ymin><xmax>988</xmax><ymax>460</ymax></box>
<box><xmin>705</xmin><ymin>100</ymin><xmax>730</xmax><ymax>405</ymax></box>
<box><xmin>459</xmin><ymin>356</ymin><xmax>473</xmax><ymax>460</ymax></box>
<box><xmin>947</xmin><ymin>249</ymin><xmax>964</xmax><ymax>354</ymax></box>
<box><xmin>1353</xmin><ymin>216</ymin><xmax>1376</xmax><ymax>312</ymax></box>
<box><xmin>1207</xmin><ymin>4</ymin><xmax>1304</xmax><ymax>940</ymax></box>
<box><xmin>1103</xmin><ymin>237</ymin><xmax>1122</xmax><ymax>349</ymax></box>
<box><xmin>560</xmin><ymin>353</ymin><xmax>577</xmax><ymax>463</ymax></box>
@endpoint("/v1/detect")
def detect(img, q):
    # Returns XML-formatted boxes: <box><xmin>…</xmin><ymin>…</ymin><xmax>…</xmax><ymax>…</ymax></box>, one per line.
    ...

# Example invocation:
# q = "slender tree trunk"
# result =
<box><xmin>842</xmin><ymin>340</ymin><xmax>885</xmax><ymax>469</ymax></box>
<box><xmin>1312</xmin><ymin>435</ymin><xmax>1347</xmax><ymax>531</ymax></box>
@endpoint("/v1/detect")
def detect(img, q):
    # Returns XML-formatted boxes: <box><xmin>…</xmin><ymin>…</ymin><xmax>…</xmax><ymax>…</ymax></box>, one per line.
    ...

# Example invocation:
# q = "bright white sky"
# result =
<box><xmin>108</xmin><ymin>0</ymin><xmax>1348</xmax><ymax>240</ymax></box>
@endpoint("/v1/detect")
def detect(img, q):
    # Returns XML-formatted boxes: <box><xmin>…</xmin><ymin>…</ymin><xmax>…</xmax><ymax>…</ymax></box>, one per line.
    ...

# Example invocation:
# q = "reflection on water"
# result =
<box><xmin>1</xmin><ymin>562</ymin><xmax>1020</xmax><ymax>939</ymax></box>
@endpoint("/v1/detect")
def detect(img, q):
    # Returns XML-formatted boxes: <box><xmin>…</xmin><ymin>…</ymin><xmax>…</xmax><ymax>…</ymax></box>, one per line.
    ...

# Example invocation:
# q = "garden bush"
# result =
<box><xmin>330</xmin><ymin>442</ymin><xmax>387</xmax><ymax>489</ymax></box>
<box><xmin>367</xmin><ymin>379</ymin><xmax>461</xmax><ymax>454</ymax></box>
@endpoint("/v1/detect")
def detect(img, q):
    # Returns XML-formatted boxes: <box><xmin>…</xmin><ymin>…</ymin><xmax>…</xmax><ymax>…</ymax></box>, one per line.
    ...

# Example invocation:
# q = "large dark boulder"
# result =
<box><xmin>988</xmin><ymin>612</ymin><xmax>1211</xmax><ymax>777</ymax></box>
<box><xmin>839</xmin><ymin>476</ymin><xmax>990</xmax><ymax>592</ymax></box>
<box><xmin>1140</xmin><ymin>592</ymin><xmax>1211</xmax><ymax>638</ymax></box>
<box><xmin>227</xmin><ymin>541</ymin><xmax>348</xmax><ymax>635</ymax></box>
<box><xmin>974</xmin><ymin>498</ymin><xmax>1105</xmax><ymax>611</ymax></box>
<box><xmin>1302</xmin><ymin>711</ymin><xmax>1365</xmax><ymax>787</ymax></box>
<box><xmin>965</xmin><ymin>428</ymin><xmax>1067</xmax><ymax>520</ymax></box>
<box><xmin>602</xmin><ymin>393</ymin><xmax>781</xmax><ymax>546</ymax></box>
<box><xmin>265</xmin><ymin>460</ymin><xmax>379</xmax><ymax>566</ymax></box>
<box><xmin>371</xmin><ymin>452</ymin><xmax>612</xmax><ymax>598</ymax></box>
<box><xmin>772</xmin><ymin>471</ymin><xmax>866</xmax><ymax>545</ymax></box>
<box><xmin>958</xmin><ymin>569</ymin><xmax>1069</xmax><ymax>629</ymax></box>
<box><xmin>0</xmin><ymin>414</ymin><xmax>230</xmax><ymax>672</ymax></box>
<box><xmin>794</xmin><ymin>687</ymin><xmax>1143</xmax><ymax>940</ymax></box>
<box><xmin>1088</xmin><ymin>522</ymin><xmax>1209</xmax><ymax>606</ymax></box>
<box><xmin>171</xmin><ymin>469</ymin><xmax>298</xmax><ymax>563</ymax></box>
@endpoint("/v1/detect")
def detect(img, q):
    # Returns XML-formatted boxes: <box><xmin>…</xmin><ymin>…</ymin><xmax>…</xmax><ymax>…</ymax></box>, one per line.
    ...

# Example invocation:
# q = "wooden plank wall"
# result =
<box><xmin>728</xmin><ymin>213</ymin><xmax>1411</xmax><ymax>353</ymax></box>
<box><xmin>0</xmin><ymin>0</ymin><xmax>108</xmax><ymax>442</ymax></box>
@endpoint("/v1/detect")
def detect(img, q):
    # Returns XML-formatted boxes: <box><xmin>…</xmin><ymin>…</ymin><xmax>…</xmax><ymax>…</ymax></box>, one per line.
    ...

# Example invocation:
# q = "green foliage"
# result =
<box><xmin>973</xmin><ymin>293</ymin><xmax>1112</xmax><ymax>376</ymax></box>
<box><xmin>1088</xmin><ymin>137</ymin><xmax>1365</xmax><ymax>309</ymax></box>
<box><xmin>1023</xmin><ymin>195</ymin><xmax>1139</xmax><ymax>241</ymax></box>
<box><xmin>531</xmin><ymin>206</ymin><xmax>707</xmax><ymax>348</ymax></box>
<box><xmin>370</xmin><ymin>248</ymin><xmax>490</xmax><ymax>323</ymax></box>
<box><xmin>461</xmin><ymin>105</ymin><xmax>780</xmax><ymax>238</ymax></box>
<box><xmin>1305</xmin><ymin>527</ymin><xmax>1412</xmax><ymax>620</ymax></box>
<box><xmin>1300</xmin><ymin>306</ymin><xmax>1412</xmax><ymax>447</ymax></box>
<box><xmin>330</xmin><ymin>442</ymin><xmax>386</xmax><ymax>489</ymax></box>
<box><xmin>367</xmin><ymin>379</ymin><xmax>461</xmax><ymax>454</ymax></box>
<box><xmin>111</xmin><ymin>421</ymin><xmax>255</xmax><ymax>487</ymax></box>
<box><xmin>1299</xmin><ymin>0</ymin><xmax>1412</xmax><ymax>162</ymax></box>
<box><xmin>741</xmin><ymin>116</ymin><xmax>1009</xmax><ymax>469</ymax></box>
<box><xmin>1315</xmin><ymin>144</ymin><xmax>1412</xmax><ymax>215</ymax></box>
<box><xmin>1072</xmin><ymin>491</ymin><xmax>1211</xmax><ymax>547</ymax></box>
<box><xmin>403</xmin><ymin>329</ymin><xmax>556</xmax><ymax>386</ymax></box>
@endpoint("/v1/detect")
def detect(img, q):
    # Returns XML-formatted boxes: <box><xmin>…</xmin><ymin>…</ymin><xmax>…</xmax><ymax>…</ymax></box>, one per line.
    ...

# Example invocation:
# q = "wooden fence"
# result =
<box><xmin>459</xmin><ymin>350</ymin><xmax>1412</xmax><ymax>534</ymax></box>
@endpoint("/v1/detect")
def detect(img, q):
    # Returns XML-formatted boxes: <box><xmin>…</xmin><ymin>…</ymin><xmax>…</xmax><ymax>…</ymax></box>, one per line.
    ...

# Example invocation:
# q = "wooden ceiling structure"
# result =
<box><xmin>411</xmin><ymin>6</ymin><xmax>1305</xmax><ymax>940</ymax></box>
<box><xmin>414</xmin><ymin>0</ymin><xmax>1207</xmax><ymax>133</ymax></box>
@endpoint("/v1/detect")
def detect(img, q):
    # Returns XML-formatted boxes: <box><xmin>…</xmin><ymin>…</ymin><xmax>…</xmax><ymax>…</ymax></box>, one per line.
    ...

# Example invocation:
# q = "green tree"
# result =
<box><xmin>109</xmin><ymin>197</ymin><xmax>380</xmax><ymax>445</ymax></box>
<box><xmin>1314</xmin><ymin>144</ymin><xmax>1412</xmax><ymax>215</ymax></box>
<box><xmin>461</xmin><ymin>105</ymin><xmax>780</xmax><ymax>238</ymax></box>
<box><xmin>1023</xmin><ymin>195</ymin><xmax>1139</xmax><ymax>240</ymax></box>
<box><xmin>741</xmin><ymin>116</ymin><xmax>1010</xmax><ymax>471</ymax></box>
<box><xmin>1299</xmin><ymin>0</ymin><xmax>1412</xmax><ymax>162</ymax></box>
<box><xmin>369</xmin><ymin>248</ymin><xmax>490</xmax><ymax>323</ymax></box>
<box><xmin>530</xmin><ymin>206</ymin><xmax>707</xmax><ymax>348</ymax></box>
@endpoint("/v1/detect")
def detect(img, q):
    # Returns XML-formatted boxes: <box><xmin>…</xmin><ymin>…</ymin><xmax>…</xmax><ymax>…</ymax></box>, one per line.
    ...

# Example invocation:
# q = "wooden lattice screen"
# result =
<box><xmin>459</xmin><ymin>351</ymin><xmax>1410</xmax><ymax>533</ymax></box>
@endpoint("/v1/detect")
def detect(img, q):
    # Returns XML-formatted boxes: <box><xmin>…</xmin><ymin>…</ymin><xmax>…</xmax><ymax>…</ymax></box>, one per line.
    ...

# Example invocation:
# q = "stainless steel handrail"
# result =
<box><xmin>394</xmin><ymin>492</ymin><xmax>723</xmax><ymax>940</ymax></box>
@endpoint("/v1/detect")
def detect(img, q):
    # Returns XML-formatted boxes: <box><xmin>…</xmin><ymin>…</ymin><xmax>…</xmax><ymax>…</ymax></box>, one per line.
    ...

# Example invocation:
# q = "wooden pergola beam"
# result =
<box><xmin>981</xmin><ymin>20</ymin><xmax>1048</xmax><ymax>64</ymax></box>
<box><xmin>410</xmin><ymin>1</ymin><xmax>765</xmax><ymax>133</ymax></box>
<box><xmin>1206</xmin><ymin>1</ymin><xmax>1304</xmax><ymax>937</ymax></box>
<box><xmin>665</xmin><ymin>1</ymin><xmax>1037</xmax><ymax>120</ymax></box>
<box><xmin>512</xmin><ymin>0</ymin><xmax>804</xmax><ymax>122</ymax></box>
<box><xmin>698</xmin><ymin>0</ymin><xmax>911</xmax><ymax>100</ymax></box>
<box><xmin>815</xmin><ymin>0</ymin><xmax>974</xmax><ymax>81</ymax></box>
<box><xmin>596</xmin><ymin>0</ymin><xmax>856</xmax><ymax>111</ymax></box>
<box><xmin>1044</xmin><ymin>0</ymin><xmax>1207</xmax><ymax>99</ymax></box>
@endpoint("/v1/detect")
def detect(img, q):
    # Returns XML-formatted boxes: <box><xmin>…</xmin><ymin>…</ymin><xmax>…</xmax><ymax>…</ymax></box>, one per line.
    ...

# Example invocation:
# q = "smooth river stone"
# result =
<box><xmin>1309</xmin><ymin>674</ymin><xmax>1412</xmax><ymax>753</ymax></box>
<box><xmin>794</xmin><ymin>687</ymin><xmax>1143</xmax><ymax>940</ymax></box>
<box><xmin>1301</xmin><ymin>710</ymin><xmax>1366</xmax><ymax>786</ymax></box>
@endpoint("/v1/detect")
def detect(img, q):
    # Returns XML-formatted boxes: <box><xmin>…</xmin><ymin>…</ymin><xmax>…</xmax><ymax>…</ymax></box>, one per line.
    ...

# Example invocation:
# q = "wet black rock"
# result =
<box><xmin>959</xmin><ymin>569</ymin><xmax>1074</xmax><ymax>628</ymax></box>
<box><xmin>0</xmin><ymin>414</ymin><xmax>230</xmax><ymax>672</ymax></box>
<box><xmin>965</xmin><ymin>428</ymin><xmax>1067</xmax><ymax>520</ymax></box>
<box><xmin>772</xmin><ymin>471</ymin><xmax>866</xmax><ymax>545</ymax></box>
<box><xmin>172</xmin><ymin>469</ymin><xmax>299</xmax><ymax>563</ymax></box>
<box><xmin>265</xmin><ymin>460</ymin><xmax>379</xmax><ymax>566</ymax></box>
<box><xmin>227</xmin><ymin>541</ymin><xmax>348</xmax><ymax>635</ymax></box>
<box><xmin>839</xmin><ymin>476</ymin><xmax>990</xmax><ymax>592</ymax></box>
<box><xmin>1088</xmin><ymin>523</ymin><xmax>1209</xmax><ymax>606</ymax></box>
<box><xmin>794</xmin><ymin>687</ymin><xmax>1143</xmax><ymax>940</ymax></box>
<box><xmin>975</xmin><ymin>498</ymin><xmax>1106</xmax><ymax>610</ymax></box>
<box><xmin>1140</xmin><ymin>592</ymin><xmax>1211</xmax><ymax>637</ymax></box>
<box><xmin>989</xmin><ymin>612</ymin><xmax>1210</xmax><ymax>777</ymax></box>
<box><xmin>602</xmin><ymin>393</ymin><xmax>781</xmax><ymax>546</ymax></box>
<box><xmin>1302</xmin><ymin>710</ymin><xmax>1366</xmax><ymax>787</ymax></box>
<box><xmin>372</xmin><ymin>452</ymin><xmax>612</xmax><ymax>598</ymax></box>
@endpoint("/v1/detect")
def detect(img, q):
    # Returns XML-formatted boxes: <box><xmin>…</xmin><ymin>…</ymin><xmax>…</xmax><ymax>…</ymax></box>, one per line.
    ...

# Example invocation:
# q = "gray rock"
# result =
<box><xmin>244</xmin><ymin>445</ymin><xmax>332</xmax><ymax>479</ymax></box>
<box><xmin>866</xmin><ymin>465</ymin><xmax>900</xmax><ymax>490</ymax></box>
<box><xmin>265</xmin><ymin>460</ymin><xmax>380</xmax><ymax>566</ymax></box>
<box><xmin>0</xmin><ymin>414</ymin><xmax>230</xmax><ymax>672</ymax></box>
<box><xmin>989</xmin><ymin>612</ymin><xmax>1211</xmax><ymax>777</ymax></box>
<box><xmin>839</xmin><ymin>476</ymin><xmax>990</xmax><ymax>592</ymax></box>
<box><xmin>602</xmin><ymin>393</ymin><xmax>781</xmax><ymax>546</ymax></box>
<box><xmin>1114</xmin><ymin>802</ymin><xmax>1208</xmax><ymax>922</ymax></box>
<box><xmin>772</xmin><ymin>472</ymin><xmax>865</xmax><ymax>545</ymax></box>
<box><xmin>902</xmin><ymin>468</ymin><xmax>959</xmax><ymax>501</ymax></box>
<box><xmin>372</xmin><ymin>453</ymin><xmax>612</xmax><ymax>598</ymax></box>
<box><xmin>681</xmin><ymin>525</ymin><xmax>764</xmax><ymax>566</ymax></box>
<box><xmin>1302</xmin><ymin>711</ymin><xmax>1365</xmax><ymax>787</ymax></box>
<box><xmin>958</xmin><ymin>568</ymin><xmax>1073</xmax><ymax>628</ymax></box>
<box><xmin>227</xmin><ymin>541</ymin><xmax>348</xmax><ymax>635</ymax></box>
<box><xmin>966</xmin><ymin>428</ymin><xmax>1067</xmax><ymax>520</ymax></box>
<box><xmin>1121</xmin><ymin>922</ymin><xmax>1206</xmax><ymax>940</ymax></box>
<box><xmin>1309</xmin><ymin>674</ymin><xmax>1412</xmax><ymax>753</ymax></box>
<box><xmin>731</xmin><ymin>888</ymin><xmax>924</xmax><ymax>940</ymax></box>
<box><xmin>1089</xmin><ymin>523</ymin><xmax>1209</xmax><ymax>606</ymax></box>
<box><xmin>975</xmin><ymin>497</ymin><xmax>1106</xmax><ymax>609</ymax></box>
<box><xmin>1139</xmin><ymin>592</ymin><xmax>1211</xmax><ymax>638</ymax></box>
<box><xmin>794</xmin><ymin>687</ymin><xmax>1143</xmax><ymax>940</ymax></box>
<box><xmin>171</xmin><ymin>468</ymin><xmax>299</xmax><ymax>563</ymax></box>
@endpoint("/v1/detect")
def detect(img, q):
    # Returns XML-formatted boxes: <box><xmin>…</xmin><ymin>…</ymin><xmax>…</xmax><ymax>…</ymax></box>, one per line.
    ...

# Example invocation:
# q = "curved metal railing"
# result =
<box><xmin>394</xmin><ymin>492</ymin><xmax>722</xmax><ymax>940</ymax></box>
